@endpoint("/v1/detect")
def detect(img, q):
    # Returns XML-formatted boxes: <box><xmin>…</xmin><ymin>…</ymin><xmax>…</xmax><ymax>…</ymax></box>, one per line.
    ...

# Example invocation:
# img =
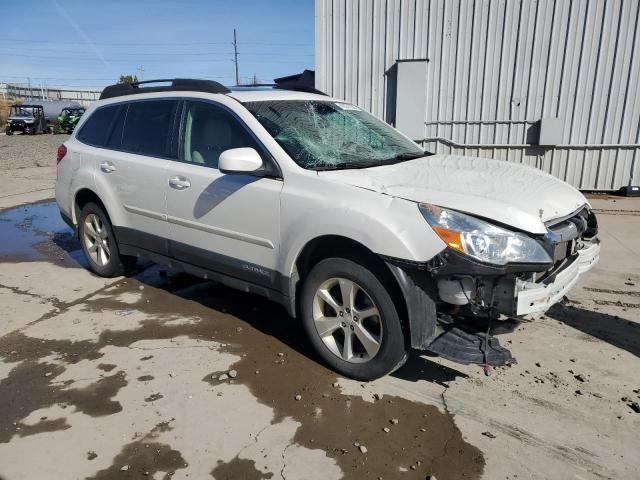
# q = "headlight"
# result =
<box><xmin>419</xmin><ymin>203</ymin><xmax>552</xmax><ymax>265</ymax></box>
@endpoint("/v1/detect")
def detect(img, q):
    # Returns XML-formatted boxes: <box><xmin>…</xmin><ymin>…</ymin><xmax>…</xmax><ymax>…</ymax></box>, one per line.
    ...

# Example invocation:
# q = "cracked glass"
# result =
<box><xmin>244</xmin><ymin>100</ymin><xmax>427</xmax><ymax>171</ymax></box>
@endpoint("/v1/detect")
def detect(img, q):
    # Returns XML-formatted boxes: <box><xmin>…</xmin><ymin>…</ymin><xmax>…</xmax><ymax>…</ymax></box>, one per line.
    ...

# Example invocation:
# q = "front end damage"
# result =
<box><xmin>387</xmin><ymin>207</ymin><xmax>600</xmax><ymax>367</ymax></box>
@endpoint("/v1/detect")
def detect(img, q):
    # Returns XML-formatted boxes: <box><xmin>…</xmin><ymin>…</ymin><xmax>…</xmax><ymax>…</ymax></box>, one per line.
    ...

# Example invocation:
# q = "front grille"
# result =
<box><xmin>546</xmin><ymin>208</ymin><xmax>589</xmax><ymax>240</ymax></box>
<box><xmin>536</xmin><ymin>207</ymin><xmax>597</xmax><ymax>282</ymax></box>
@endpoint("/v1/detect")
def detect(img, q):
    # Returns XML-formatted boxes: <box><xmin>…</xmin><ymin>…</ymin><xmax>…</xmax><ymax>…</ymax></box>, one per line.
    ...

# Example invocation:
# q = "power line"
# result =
<box><xmin>1</xmin><ymin>75</ymin><xmax>120</xmax><ymax>80</ymax></box>
<box><xmin>0</xmin><ymin>52</ymin><xmax>310</xmax><ymax>64</ymax></box>
<box><xmin>0</xmin><ymin>53</ymin><xmax>230</xmax><ymax>63</ymax></box>
<box><xmin>1</xmin><ymin>73</ymin><xmax>229</xmax><ymax>81</ymax></box>
<box><xmin>0</xmin><ymin>47</ymin><xmax>313</xmax><ymax>57</ymax></box>
<box><xmin>0</xmin><ymin>38</ymin><xmax>313</xmax><ymax>47</ymax></box>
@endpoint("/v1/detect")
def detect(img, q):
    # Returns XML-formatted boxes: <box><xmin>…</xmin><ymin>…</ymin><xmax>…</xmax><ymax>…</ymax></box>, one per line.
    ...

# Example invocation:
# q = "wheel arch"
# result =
<box><xmin>288</xmin><ymin>235</ymin><xmax>410</xmax><ymax>343</ymax></box>
<box><xmin>73</xmin><ymin>188</ymin><xmax>113</xmax><ymax>231</ymax></box>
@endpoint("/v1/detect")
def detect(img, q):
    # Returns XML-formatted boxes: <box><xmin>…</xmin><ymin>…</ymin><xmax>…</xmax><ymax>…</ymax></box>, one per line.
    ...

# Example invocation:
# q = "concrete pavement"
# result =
<box><xmin>0</xmin><ymin>166</ymin><xmax>639</xmax><ymax>479</ymax></box>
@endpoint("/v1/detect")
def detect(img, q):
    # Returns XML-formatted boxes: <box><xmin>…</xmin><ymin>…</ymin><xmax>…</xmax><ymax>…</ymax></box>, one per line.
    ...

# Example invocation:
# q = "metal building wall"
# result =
<box><xmin>315</xmin><ymin>0</ymin><xmax>640</xmax><ymax>190</ymax></box>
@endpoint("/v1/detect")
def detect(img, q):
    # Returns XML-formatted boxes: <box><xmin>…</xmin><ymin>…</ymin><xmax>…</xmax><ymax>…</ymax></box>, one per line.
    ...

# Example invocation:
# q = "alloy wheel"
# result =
<box><xmin>82</xmin><ymin>213</ymin><xmax>111</xmax><ymax>266</ymax></box>
<box><xmin>312</xmin><ymin>277</ymin><xmax>383</xmax><ymax>363</ymax></box>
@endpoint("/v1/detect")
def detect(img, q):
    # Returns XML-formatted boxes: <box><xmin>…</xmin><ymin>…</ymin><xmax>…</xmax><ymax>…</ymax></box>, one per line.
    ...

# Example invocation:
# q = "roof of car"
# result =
<box><xmin>98</xmin><ymin>79</ymin><xmax>336</xmax><ymax>103</ymax></box>
<box><xmin>227</xmin><ymin>87</ymin><xmax>336</xmax><ymax>103</ymax></box>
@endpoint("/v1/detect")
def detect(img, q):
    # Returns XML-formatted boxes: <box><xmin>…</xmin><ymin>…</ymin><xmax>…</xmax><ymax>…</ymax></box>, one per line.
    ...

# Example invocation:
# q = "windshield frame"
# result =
<box><xmin>243</xmin><ymin>99</ymin><xmax>430</xmax><ymax>171</ymax></box>
<box><xmin>10</xmin><ymin>106</ymin><xmax>37</xmax><ymax>118</ymax></box>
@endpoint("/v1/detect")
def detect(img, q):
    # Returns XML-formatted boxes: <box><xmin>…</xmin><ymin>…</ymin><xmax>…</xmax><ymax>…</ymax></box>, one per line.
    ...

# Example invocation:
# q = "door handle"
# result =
<box><xmin>99</xmin><ymin>162</ymin><xmax>115</xmax><ymax>173</ymax></box>
<box><xmin>169</xmin><ymin>176</ymin><xmax>191</xmax><ymax>190</ymax></box>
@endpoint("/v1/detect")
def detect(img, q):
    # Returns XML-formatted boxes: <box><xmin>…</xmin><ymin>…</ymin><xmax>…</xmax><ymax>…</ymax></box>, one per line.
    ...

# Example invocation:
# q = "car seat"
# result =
<box><xmin>191</xmin><ymin>116</ymin><xmax>232</xmax><ymax>168</ymax></box>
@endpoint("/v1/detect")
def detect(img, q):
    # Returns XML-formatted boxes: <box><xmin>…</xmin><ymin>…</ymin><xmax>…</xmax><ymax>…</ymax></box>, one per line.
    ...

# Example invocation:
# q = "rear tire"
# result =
<box><xmin>78</xmin><ymin>202</ymin><xmax>135</xmax><ymax>277</ymax></box>
<box><xmin>300</xmin><ymin>257</ymin><xmax>407</xmax><ymax>381</ymax></box>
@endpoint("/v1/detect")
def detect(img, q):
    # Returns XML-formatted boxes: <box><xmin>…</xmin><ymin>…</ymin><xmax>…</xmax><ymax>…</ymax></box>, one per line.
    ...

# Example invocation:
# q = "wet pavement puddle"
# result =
<box><xmin>0</xmin><ymin>200</ymin><xmax>85</xmax><ymax>266</ymax></box>
<box><xmin>0</xmin><ymin>201</ymin><xmax>484</xmax><ymax>479</ymax></box>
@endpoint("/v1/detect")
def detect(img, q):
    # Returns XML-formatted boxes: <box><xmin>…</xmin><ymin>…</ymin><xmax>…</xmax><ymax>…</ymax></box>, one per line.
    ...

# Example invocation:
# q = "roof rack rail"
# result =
<box><xmin>99</xmin><ymin>78</ymin><xmax>230</xmax><ymax>100</ymax></box>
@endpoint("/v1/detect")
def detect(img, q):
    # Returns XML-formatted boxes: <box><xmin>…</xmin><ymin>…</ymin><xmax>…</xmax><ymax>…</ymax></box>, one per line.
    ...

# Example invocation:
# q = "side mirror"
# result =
<box><xmin>218</xmin><ymin>148</ymin><xmax>263</xmax><ymax>174</ymax></box>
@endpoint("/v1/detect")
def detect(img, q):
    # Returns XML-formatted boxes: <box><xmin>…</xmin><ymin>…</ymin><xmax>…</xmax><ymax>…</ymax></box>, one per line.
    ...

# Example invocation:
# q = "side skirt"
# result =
<box><xmin>113</xmin><ymin>227</ymin><xmax>293</xmax><ymax>316</ymax></box>
<box><xmin>119</xmin><ymin>244</ymin><xmax>293</xmax><ymax>315</ymax></box>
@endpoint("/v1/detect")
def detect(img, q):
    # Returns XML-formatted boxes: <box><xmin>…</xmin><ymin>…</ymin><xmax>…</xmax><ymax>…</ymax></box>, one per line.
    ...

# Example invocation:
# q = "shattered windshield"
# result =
<box><xmin>244</xmin><ymin>100</ymin><xmax>428</xmax><ymax>170</ymax></box>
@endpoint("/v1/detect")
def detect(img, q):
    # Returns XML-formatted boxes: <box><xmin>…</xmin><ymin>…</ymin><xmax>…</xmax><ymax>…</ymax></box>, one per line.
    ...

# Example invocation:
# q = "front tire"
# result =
<box><xmin>300</xmin><ymin>257</ymin><xmax>407</xmax><ymax>381</ymax></box>
<box><xmin>78</xmin><ymin>202</ymin><xmax>135</xmax><ymax>277</ymax></box>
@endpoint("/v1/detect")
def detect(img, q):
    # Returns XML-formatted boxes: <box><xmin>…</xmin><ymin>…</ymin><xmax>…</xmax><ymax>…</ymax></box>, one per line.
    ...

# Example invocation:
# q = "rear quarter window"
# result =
<box><xmin>76</xmin><ymin>105</ymin><xmax>122</xmax><ymax>147</ymax></box>
<box><xmin>121</xmin><ymin>100</ymin><xmax>178</xmax><ymax>158</ymax></box>
<box><xmin>105</xmin><ymin>106</ymin><xmax>127</xmax><ymax>149</ymax></box>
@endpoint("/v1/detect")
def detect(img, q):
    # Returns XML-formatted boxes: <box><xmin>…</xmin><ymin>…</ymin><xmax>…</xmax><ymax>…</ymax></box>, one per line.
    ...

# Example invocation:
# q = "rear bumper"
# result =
<box><xmin>515</xmin><ymin>241</ymin><xmax>600</xmax><ymax>317</ymax></box>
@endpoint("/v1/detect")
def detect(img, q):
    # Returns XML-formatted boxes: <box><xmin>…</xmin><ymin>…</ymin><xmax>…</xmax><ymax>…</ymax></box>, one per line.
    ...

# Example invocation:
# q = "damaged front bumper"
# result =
<box><xmin>386</xmin><ymin>235</ymin><xmax>600</xmax><ymax>367</ymax></box>
<box><xmin>515</xmin><ymin>240</ymin><xmax>600</xmax><ymax>317</ymax></box>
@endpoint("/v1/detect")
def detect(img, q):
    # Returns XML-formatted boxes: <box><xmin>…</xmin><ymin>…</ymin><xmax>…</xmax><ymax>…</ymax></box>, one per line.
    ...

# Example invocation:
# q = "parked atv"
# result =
<box><xmin>55</xmin><ymin>107</ymin><xmax>86</xmax><ymax>134</ymax></box>
<box><xmin>5</xmin><ymin>105</ymin><xmax>47</xmax><ymax>135</ymax></box>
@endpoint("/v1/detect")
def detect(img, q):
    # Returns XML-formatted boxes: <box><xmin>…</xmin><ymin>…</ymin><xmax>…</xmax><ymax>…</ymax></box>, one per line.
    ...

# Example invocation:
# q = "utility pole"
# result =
<box><xmin>137</xmin><ymin>66</ymin><xmax>145</xmax><ymax>82</ymax></box>
<box><xmin>232</xmin><ymin>29</ymin><xmax>239</xmax><ymax>86</ymax></box>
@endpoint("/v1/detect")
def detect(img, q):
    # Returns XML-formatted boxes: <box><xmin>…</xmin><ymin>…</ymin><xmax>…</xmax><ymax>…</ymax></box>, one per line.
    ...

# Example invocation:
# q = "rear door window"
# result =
<box><xmin>121</xmin><ymin>100</ymin><xmax>178</xmax><ymax>158</ymax></box>
<box><xmin>77</xmin><ymin>105</ymin><xmax>121</xmax><ymax>147</ymax></box>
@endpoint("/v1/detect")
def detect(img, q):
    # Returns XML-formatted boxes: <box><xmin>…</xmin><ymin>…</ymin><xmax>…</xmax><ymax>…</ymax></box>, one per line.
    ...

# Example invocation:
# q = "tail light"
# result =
<box><xmin>56</xmin><ymin>144</ymin><xmax>67</xmax><ymax>164</ymax></box>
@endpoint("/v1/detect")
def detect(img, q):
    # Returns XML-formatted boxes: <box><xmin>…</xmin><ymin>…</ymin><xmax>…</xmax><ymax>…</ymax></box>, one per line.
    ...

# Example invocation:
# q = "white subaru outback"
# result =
<box><xmin>56</xmin><ymin>79</ymin><xmax>600</xmax><ymax>380</ymax></box>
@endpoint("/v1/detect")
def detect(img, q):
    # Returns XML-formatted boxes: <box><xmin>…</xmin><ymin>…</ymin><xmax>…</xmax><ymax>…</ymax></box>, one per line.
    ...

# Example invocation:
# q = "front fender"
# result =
<box><xmin>280</xmin><ymin>178</ymin><xmax>446</xmax><ymax>279</ymax></box>
<box><xmin>278</xmin><ymin>179</ymin><xmax>444</xmax><ymax>343</ymax></box>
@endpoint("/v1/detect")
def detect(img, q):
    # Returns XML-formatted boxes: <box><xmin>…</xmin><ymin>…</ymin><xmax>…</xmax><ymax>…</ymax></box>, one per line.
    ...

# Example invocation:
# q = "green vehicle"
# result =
<box><xmin>55</xmin><ymin>107</ymin><xmax>86</xmax><ymax>134</ymax></box>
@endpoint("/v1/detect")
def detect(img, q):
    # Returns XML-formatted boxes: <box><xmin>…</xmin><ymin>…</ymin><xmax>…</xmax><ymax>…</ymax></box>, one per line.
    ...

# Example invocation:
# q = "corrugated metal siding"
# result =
<box><xmin>315</xmin><ymin>0</ymin><xmax>640</xmax><ymax>190</ymax></box>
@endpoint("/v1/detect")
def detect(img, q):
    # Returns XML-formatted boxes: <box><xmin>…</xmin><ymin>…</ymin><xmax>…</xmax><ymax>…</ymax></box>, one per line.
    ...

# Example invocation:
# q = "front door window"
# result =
<box><xmin>182</xmin><ymin>101</ymin><xmax>260</xmax><ymax>169</ymax></box>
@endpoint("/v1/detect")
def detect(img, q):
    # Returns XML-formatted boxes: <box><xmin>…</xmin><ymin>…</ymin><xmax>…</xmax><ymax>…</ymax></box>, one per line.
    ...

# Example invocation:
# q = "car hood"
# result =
<box><xmin>317</xmin><ymin>154</ymin><xmax>589</xmax><ymax>234</ymax></box>
<box><xmin>8</xmin><ymin>115</ymin><xmax>34</xmax><ymax>121</ymax></box>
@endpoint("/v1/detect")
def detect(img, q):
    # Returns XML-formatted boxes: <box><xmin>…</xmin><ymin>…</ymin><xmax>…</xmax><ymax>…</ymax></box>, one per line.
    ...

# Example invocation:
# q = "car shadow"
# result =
<box><xmin>193</xmin><ymin>175</ymin><xmax>258</xmax><ymax>219</ymax></box>
<box><xmin>547</xmin><ymin>302</ymin><xmax>640</xmax><ymax>358</ymax></box>
<box><xmin>392</xmin><ymin>353</ymin><xmax>468</xmax><ymax>386</ymax></box>
<box><xmin>133</xmin><ymin>267</ymin><xmax>467</xmax><ymax>385</ymax></box>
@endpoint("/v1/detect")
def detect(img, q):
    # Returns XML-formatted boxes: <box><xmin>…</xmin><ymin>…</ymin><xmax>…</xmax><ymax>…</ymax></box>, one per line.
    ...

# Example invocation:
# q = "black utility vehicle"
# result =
<box><xmin>5</xmin><ymin>105</ymin><xmax>48</xmax><ymax>135</ymax></box>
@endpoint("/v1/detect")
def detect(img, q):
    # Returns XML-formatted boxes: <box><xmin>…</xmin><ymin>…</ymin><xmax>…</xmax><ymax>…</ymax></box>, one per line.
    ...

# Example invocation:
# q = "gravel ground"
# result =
<box><xmin>0</xmin><ymin>133</ymin><xmax>69</xmax><ymax>170</ymax></box>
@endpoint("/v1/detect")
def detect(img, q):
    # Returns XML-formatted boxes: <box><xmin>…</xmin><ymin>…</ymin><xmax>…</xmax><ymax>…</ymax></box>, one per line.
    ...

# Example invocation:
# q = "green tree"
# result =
<box><xmin>118</xmin><ymin>75</ymin><xmax>139</xmax><ymax>84</ymax></box>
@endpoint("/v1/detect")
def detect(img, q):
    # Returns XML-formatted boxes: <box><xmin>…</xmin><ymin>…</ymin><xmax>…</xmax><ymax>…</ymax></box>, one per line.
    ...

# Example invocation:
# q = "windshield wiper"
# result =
<box><xmin>314</xmin><ymin>162</ymin><xmax>371</xmax><ymax>171</ymax></box>
<box><xmin>381</xmin><ymin>151</ymin><xmax>432</xmax><ymax>164</ymax></box>
<box><xmin>313</xmin><ymin>151</ymin><xmax>433</xmax><ymax>171</ymax></box>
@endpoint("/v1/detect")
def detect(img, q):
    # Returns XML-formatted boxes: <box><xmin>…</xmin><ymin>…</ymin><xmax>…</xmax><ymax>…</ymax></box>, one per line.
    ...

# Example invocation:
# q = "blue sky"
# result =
<box><xmin>0</xmin><ymin>0</ymin><xmax>314</xmax><ymax>91</ymax></box>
